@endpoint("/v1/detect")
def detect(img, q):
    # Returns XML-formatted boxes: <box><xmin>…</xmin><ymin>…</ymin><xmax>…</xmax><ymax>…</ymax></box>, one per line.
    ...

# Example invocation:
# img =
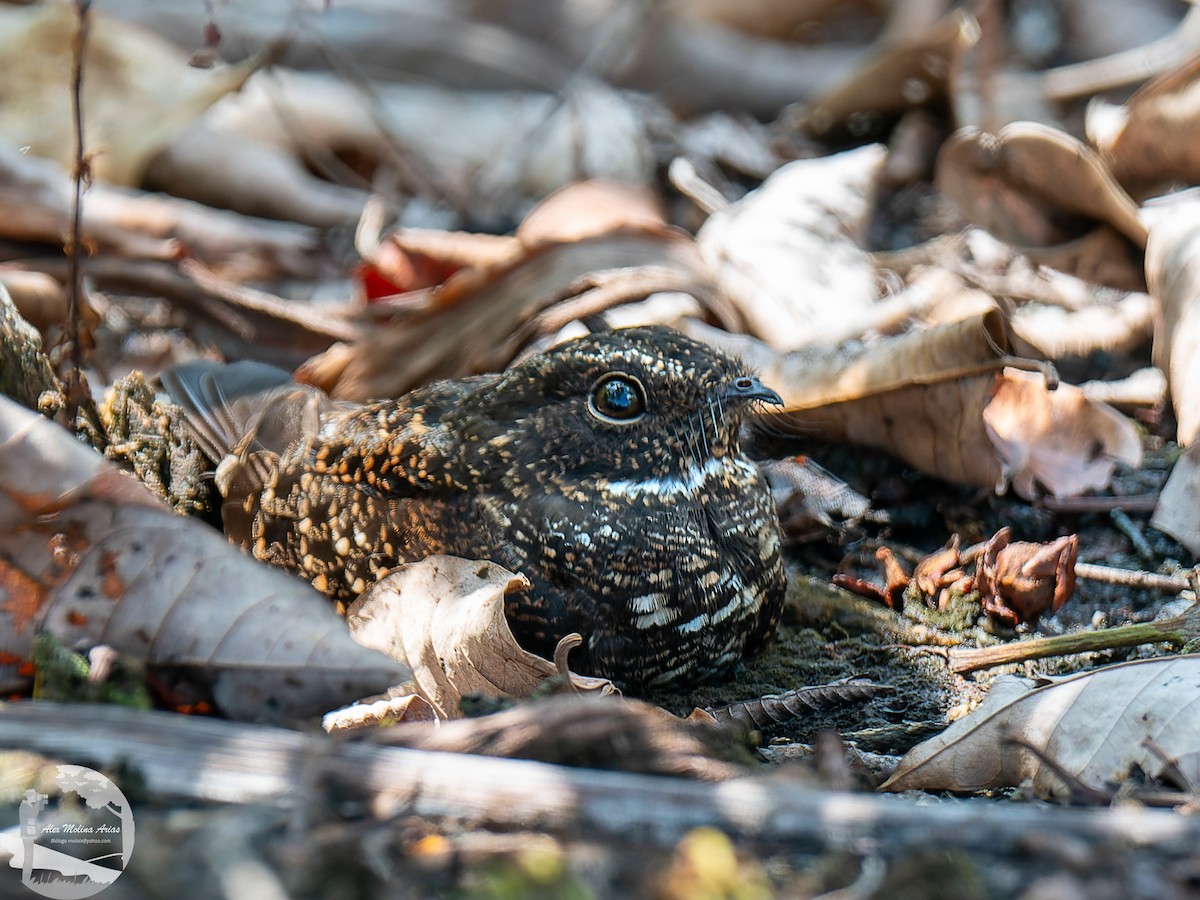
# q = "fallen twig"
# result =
<box><xmin>3</xmin><ymin>700</ymin><xmax>1200</xmax><ymax>857</ymax></box>
<box><xmin>947</xmin><ymin>601</ymin><xmax>1200</xmax><ymax>674</ymax></box>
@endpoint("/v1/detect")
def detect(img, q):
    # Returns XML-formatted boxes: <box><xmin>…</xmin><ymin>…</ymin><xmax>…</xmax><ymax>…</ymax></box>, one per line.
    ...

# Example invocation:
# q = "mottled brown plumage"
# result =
<box><xmin>163</xmin><ymin>326</ymin><xmax>786</xmax><ymax>688</ymax></box>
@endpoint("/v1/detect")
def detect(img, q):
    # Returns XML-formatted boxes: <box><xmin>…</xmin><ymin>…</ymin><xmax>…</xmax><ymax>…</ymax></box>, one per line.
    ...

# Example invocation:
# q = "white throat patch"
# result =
<box><xmin>603</xmin><ymin>456</ymin><xmax>755</xmax><ymax>498</ymax></box>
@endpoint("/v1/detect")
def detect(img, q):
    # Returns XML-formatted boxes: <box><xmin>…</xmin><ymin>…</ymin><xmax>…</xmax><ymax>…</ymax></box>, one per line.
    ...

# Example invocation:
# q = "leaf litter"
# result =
<box><xmin>3</xmin><ymin>2</ymin><xmax>1200</xmax><ymax>895</ymax></box>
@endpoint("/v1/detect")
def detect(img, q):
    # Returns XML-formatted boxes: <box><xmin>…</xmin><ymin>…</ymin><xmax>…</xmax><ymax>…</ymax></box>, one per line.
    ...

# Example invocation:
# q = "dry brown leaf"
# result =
<box><xmin>0</xmin><ymin>3</ymin><xmax>263</xmax><ymax>186</ymax></box>
<box><xmin>696</xmin><ymin>293</ymin><xmax>1013</xmax><ymax>490</ymax></box>
<box><xmin>0</xmin><ymin>394</ymin><xmax>406</xmax><ymax>722</ymax></box>
<box><xmin>373</xmin><ymin>693</ymin><xmax>743</xmax><ymax>780</ymax></box>
<box><xmin>936</xmin><ymin>123</ymin><xmax>1148</xmax><ymax>274</ymax></box>
<box><xmin>696</xmin><ymin>144</ymin><xmax>884</xmax><ymax>350</ymax></box>
<box><xmin>1144</xmin><ymin>199</ymin><xmax>1200</xmax><ymax>445</ymax></box>
<box><xmin>357</xmin><ymin>229</ymin><xmax>522</xmax><ymax>301</ymax></box>
<box><xmin>696</xmin><ymin>295</ymin><xmax>1138</xmax><ymax>499</ymax></box>
<box><xmin>881</xmin><ymin>657</ymin><xmax>1200</xmax><ymax>799</ymax></box>
<box><xmin>1151</xmin><ymin>441</ymin><xmax>1200</xmax><ymax>557</ymax></box>
<box><xmin>1088</xmin><ymin>53</ymin><xmax>1200</xmax><ymax>195</ymax></box>
<box><xmin>0</xmin><ymin>269</ymin><xmax>67</xmax><ymax>334</ymax></box>
<box><xmin>300</xmin><ymin>228</ymin><xmax>733</xmax><ymax>401</ymax></box>
<box><xmin>976</xmin><ymin>527</ymin><xmax>1079</xmax><ymax>626</ymax></box>
<box><xmin>693</xmin><ymin>288</ymin><xmax>1006</xmax><ymax>409</ymax></box>
<box><xmin>759</xmin><ymin>455</ymin><xmax>883</xmax><ymax>541</ymax></box>
<box><xmin>356</xmin><ymin>180</ymin><xmax>667</xmax><ymax>302</ymax></box>
<box><xmin>983</xmin><ymin>368</ymin><xmax>1142</xmax><ymax>499</ymax></box>
<box><xmin>346</xmin><ymin>556</ymin><xmax>616</xmax><ymax>719</ymax></box>
<box><xmin>802</xmin><ymin>10</ymin><xmax>978</xmax><ymax>140</ymax></box>
<box><xmin>670</xmin><ymin>0</ymin><xmax>855</xmax><ymax>41</ymax></box>
<box><xmin>516</xmin><ymin>179</ymin><xmax>668</xmax><ymax>246</ymax></box>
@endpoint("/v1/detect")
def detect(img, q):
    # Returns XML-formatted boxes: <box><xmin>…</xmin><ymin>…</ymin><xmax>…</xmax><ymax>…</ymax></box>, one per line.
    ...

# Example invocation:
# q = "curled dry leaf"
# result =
<box><xmin>1088</xmin><ymin>54</ymin><xmax>1200</xmax><ymax>195</ymax></box>
<box><xmin>1144</xmin><ymin>199</ymin><xmax>1200</xmax><ymax>445</ymax></box>
<box><xmin>832</xmin><ymin>547</ymin><xmax>910</xmax><ymax>610</ymax></box>
<box><xmin>937</xmin><ymin>123</ymin><xmax>1147</xmax><ymax>290</ymax></box>
<box><xmin>346</xmin><ymin>556</ymin><xmax>616</xmax><ymax>719</ymax></box>
<box><xmin>982</xmin><ymin>368</ymin><xmax>1141</xmax><ymax>500</ymax></box>
<box><xmin>698</xmin><ymin>292</ymin><xmax>1012</xmax><ymax>490</ymax></box>
<box><xmin>1010</xmin><ymin>291</ymin><xmax>1155</xmax><ymax>361</ymax></box>
<box><xmin>1152</xmin><ymin>441</ymin><xmax>1200</xmax><ymax>557</ymax></box>
<box><xmin>0</xmin><ymin>3</ymin><xmax>264</xmax><ymax>186</ymax></box>
<box><xmin>698</xmin><ymin>295</ymin><xmax>1138</xmax><ymax>500</ymax></box>
<box><xmin>758</xmin><ymin>455</ymin><xmax>884</xmax><ymax>542</ymax></box>
<box><xmin>0</xmin><ymin>394</ymin><xmax>406</xmax><ymax>722</ymax></box>
<box><xmin>802</xmin><ymin>10</ymin><xmax>978</xmax><ymax>140</ymax></box>
<box><xmin>976</xmin><ymin>527</ymin><xmax>1079</xmax><ymax>626</ymax></box>
<box><xmin>881</xmin><ymin>657</ymin><xmax>1200</xmax><ymax>800</ymax></box>
<box><xmin>696</xmin><ymin>144</ymin><xmax>884</xmax><ymax>350</ymax></box>
<box><xmin>0</xmin><ymin>269</ymin><xmax>67</xmax><ymax>334</ymax></box>
<box><xmin>357</xmin><ymin>179</ymin><xmax>666</xmax><ymax>302</ymax></box>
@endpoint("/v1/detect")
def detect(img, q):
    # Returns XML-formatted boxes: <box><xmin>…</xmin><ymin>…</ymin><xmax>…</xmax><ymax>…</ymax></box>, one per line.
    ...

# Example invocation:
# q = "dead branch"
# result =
<box><xmin>2</xmin><ymin>700</ymin><xmax>1199</xmax><ymax>860</ymax></box>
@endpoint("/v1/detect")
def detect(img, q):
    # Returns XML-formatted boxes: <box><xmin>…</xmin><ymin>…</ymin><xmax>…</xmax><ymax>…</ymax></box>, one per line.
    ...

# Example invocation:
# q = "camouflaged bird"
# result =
<box><xmin>162</xmin><ymin>326</ymin><xmax>786</xmax><ymax>688</ymax></box>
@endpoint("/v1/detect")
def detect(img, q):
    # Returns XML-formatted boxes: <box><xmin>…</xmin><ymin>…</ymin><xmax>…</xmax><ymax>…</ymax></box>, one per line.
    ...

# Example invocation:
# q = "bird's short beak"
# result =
<box><xmin>724</xmin><ymin>376</ymin><xmax>783</xmax><ymax>407</ymax></box>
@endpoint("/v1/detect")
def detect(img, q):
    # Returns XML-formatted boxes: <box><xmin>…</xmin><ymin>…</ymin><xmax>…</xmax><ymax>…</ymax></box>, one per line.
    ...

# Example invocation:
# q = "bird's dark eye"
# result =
<box><xmin>587</xmin><ymin>374</ymin><xmax>646</xmax><ymax>424</ymax></box>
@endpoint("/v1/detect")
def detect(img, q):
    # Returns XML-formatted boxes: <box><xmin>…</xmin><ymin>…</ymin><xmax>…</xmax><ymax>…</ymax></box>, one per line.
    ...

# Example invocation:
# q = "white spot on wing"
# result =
<box><xmin>629</xmin><ymin>592</ymin><xmax>669</xmax><ymax>613</ymax></box>
<box><xmin>635</xmin><ymin>607</ymin><xmax>679</xmax><ymax>628</ymax></box>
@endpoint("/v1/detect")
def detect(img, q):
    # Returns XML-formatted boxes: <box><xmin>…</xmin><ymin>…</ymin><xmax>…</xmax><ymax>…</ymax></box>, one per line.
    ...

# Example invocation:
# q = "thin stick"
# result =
<box><xmin>1039</xmin><ymin>494</ymin><xmax>1160</xmax><ymax>514</ymax></box>
<box><xmin>64</xmin><ymin>0</ymin><xmax>93</xmax><ymax>429</ymax></box>
<box><xmin>1073</xmin><ymin>563</ymin><xmax>1191</xmax><ymax>593</ymax></box>
<box><xmin>947</xmin><ymin>602</ymin><xmax>1200</xmax><ymax>674</ymax></box>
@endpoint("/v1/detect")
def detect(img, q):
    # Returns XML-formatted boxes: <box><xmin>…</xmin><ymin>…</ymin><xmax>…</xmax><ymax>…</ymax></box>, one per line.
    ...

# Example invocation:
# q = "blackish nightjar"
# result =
<box><xmin>163</xmin><ymin>326</ymin><xmax>787</xmax><ymax>688</ymax></box>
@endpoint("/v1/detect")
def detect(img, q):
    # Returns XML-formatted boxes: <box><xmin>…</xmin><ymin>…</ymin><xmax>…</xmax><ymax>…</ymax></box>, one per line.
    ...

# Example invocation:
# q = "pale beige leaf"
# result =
<box><xmin>1010</xmin><ymin>292</ymin><xmax>1154</xmax><ymax>360</ymax></box>
<box><xmin>322</xmin><ymin>694</ymin><xmax>437</xmax><ymax>734</ymax></box>
<box><xmin>696</xmin><ymin>144</ymin><xmax>885</xmax><ymax>350</ymax></box>
<box><xmin>1087</xmin><ymin>53</ymin><xmax>1200</xmax><ymax>195</ymax></box>
<box><xmin>0</xmin><ymin>4</ymin><xmax>263</xmax><ymax>186</ymax></box>
<box><xmin>692</xmin><ymin>292</ymin><xmax>1138</xmax><ymax>499</ymax></box>
<box><xmin>0</xmin><ymin>394</ymin><xmax>407</xmax><ymax>723</ymax></box>
<box><xmin>1151</xmin><ymin>442</ymin><xmax>1200</xmax><ymax>557</ymax></box>
<box><xmin>881</xmin><ymin>657</ymin><xmax>1200</xmax><ymax>799</ymax></box>
<box><xmin>1144</xmin><ymin>198</ymin><xmax>1200</xmax><ymax>445</ymax></box>
<box><xmin>690</xmin><ymin>294</ymin><xmax>1012</xmax><ymax>490</ymax></box>
<box><xmin>346</xmin><ymin>556</ymin><xmax>616</xmax><ymax>719</ymax></box>
<box><xmin>983</xmin><ymin>368</ymin><xmax>1142</xmax><ymax>499</ymax></box>
<box><xmin>936</xmin><ymin>123</ymin><xmax>1148</xmax><ymax>250</ymax></box>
